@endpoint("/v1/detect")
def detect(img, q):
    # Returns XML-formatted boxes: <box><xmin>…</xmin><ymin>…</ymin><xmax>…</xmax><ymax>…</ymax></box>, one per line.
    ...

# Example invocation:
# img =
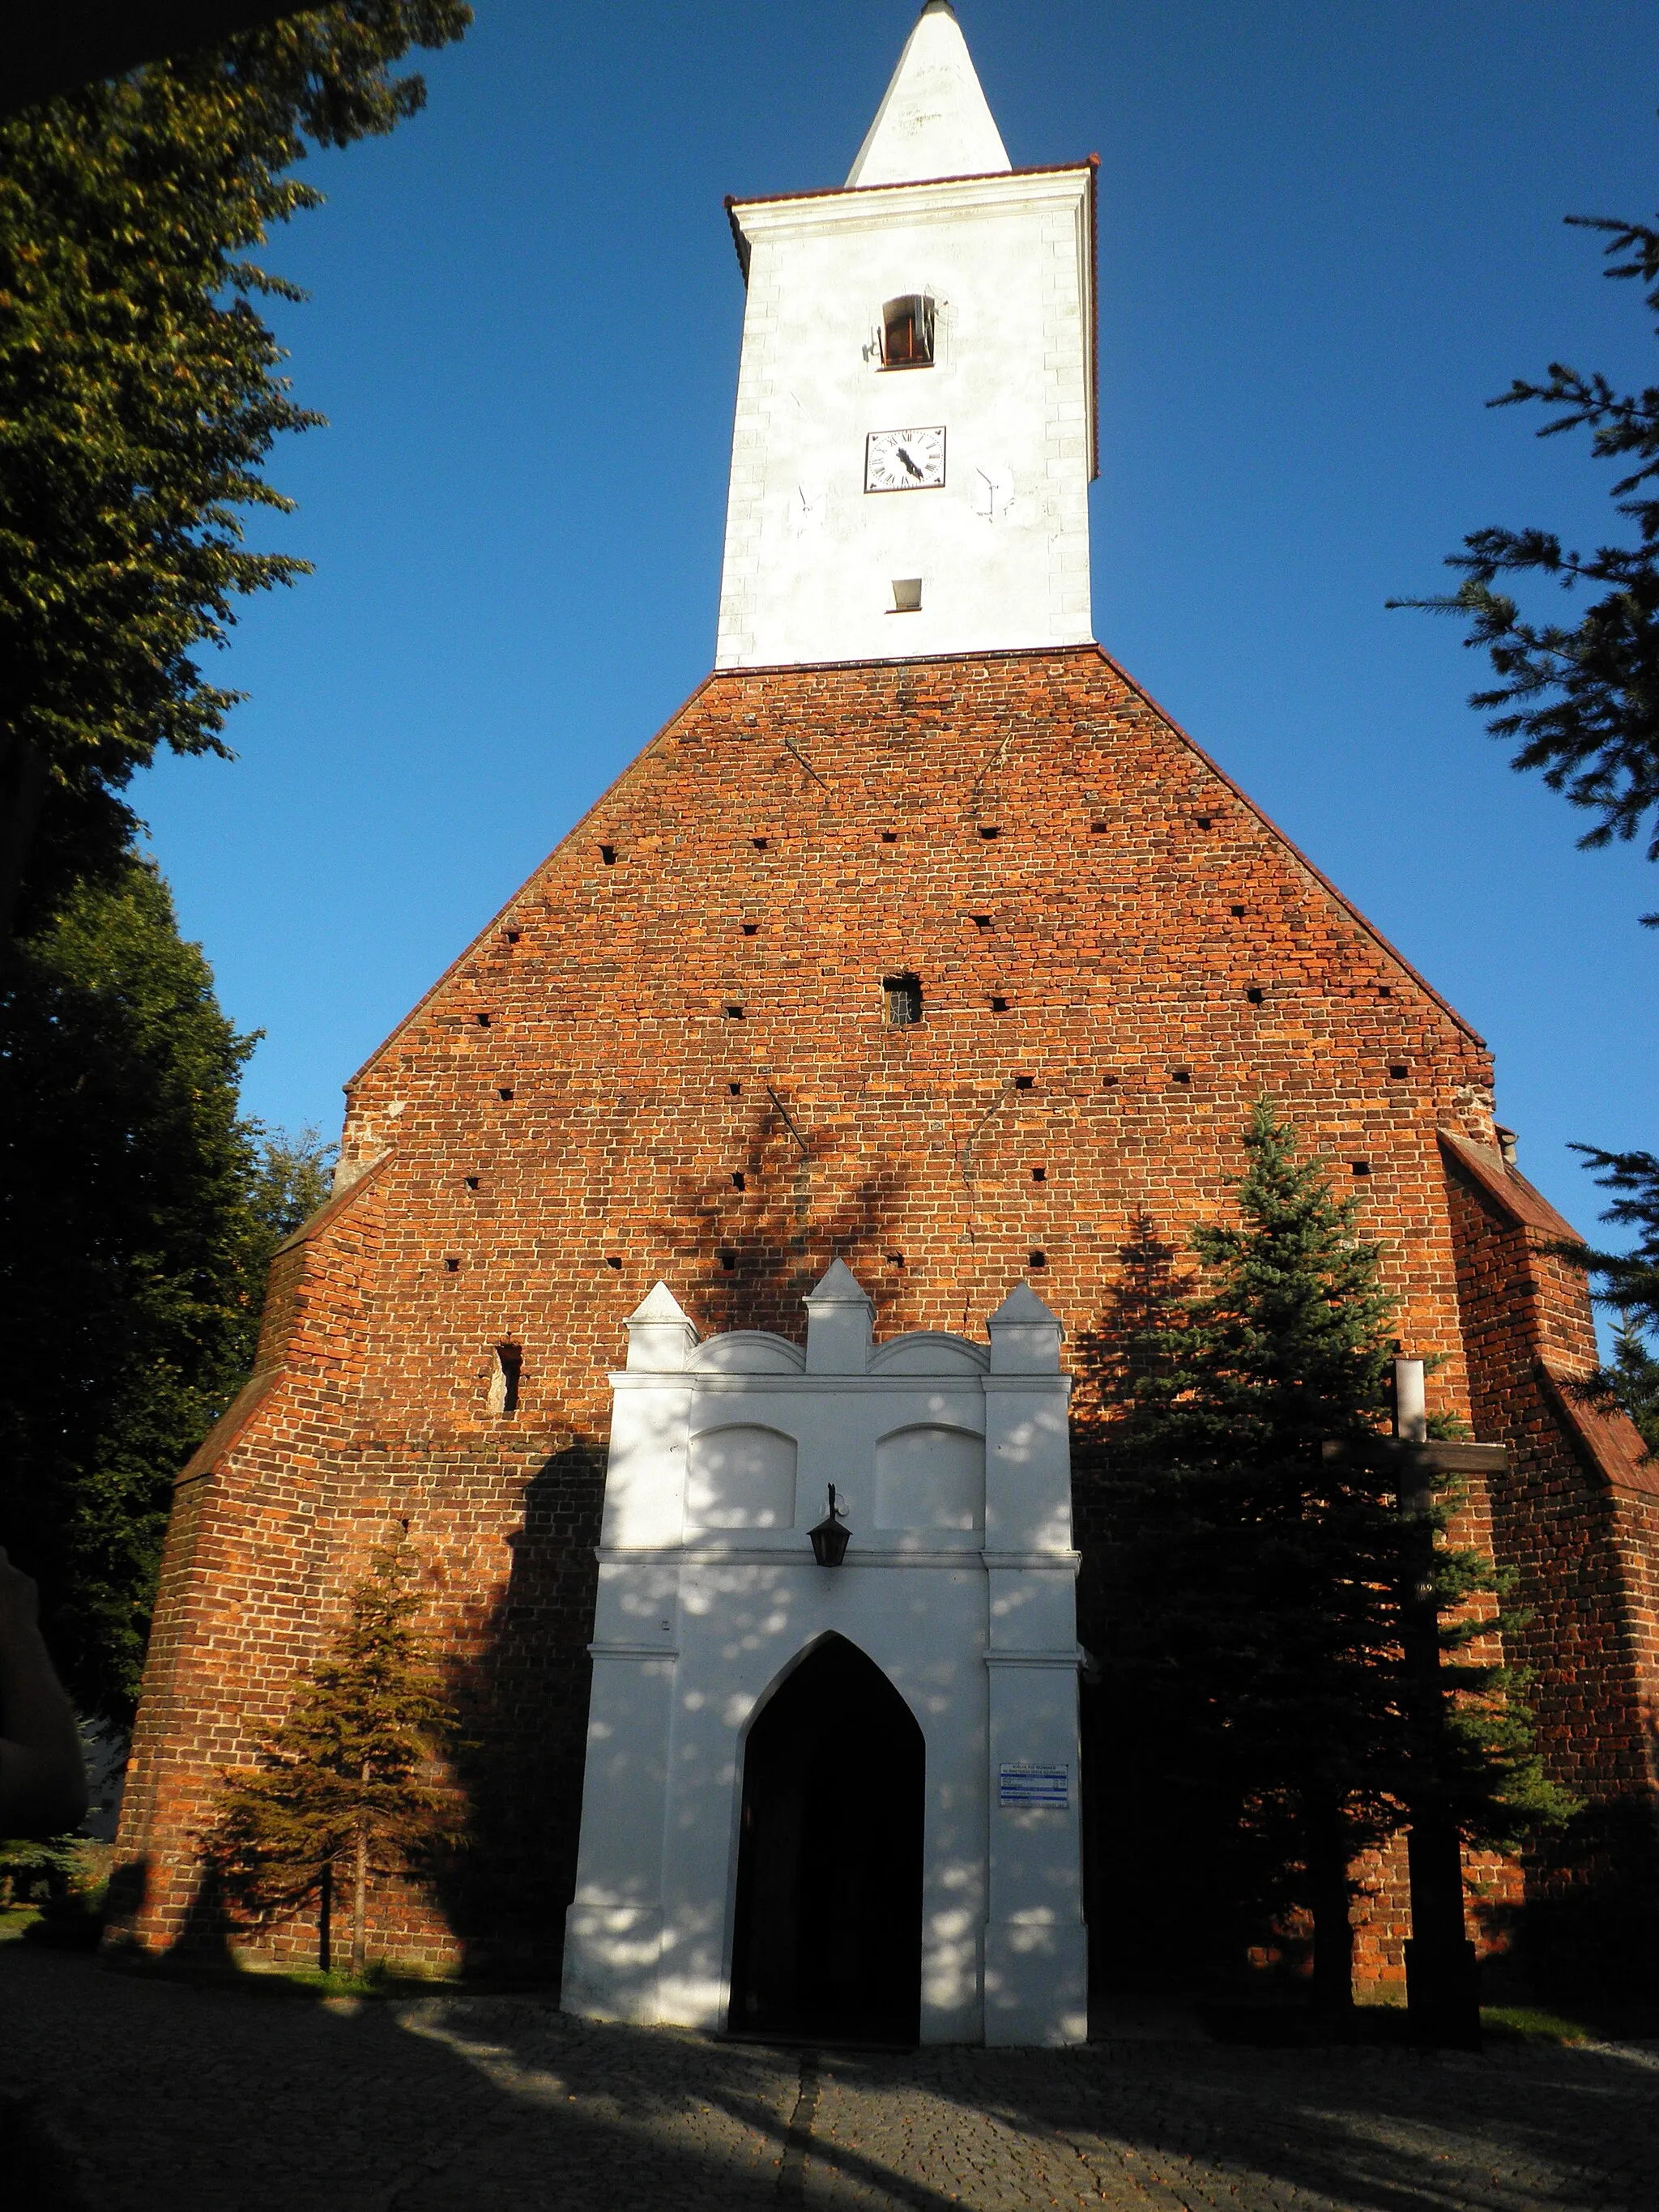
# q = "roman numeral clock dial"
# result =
<box><xmin>865</xmin><ymin>426</ymin><xmax>946</xmax><ymax>492</ymax></box>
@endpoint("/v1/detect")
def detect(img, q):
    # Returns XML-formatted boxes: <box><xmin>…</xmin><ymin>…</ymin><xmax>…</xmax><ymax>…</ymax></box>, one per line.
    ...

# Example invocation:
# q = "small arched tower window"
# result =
<box><xmin>881</xmin><ymin>294</ymin><xmax>936</xmax><ymax>369</ymax></box>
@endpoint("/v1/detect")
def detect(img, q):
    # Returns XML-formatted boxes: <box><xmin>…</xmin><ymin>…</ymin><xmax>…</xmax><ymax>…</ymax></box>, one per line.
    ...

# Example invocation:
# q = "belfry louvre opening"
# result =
<box><xmin>881</xmin><ymin>294</ymin><xmax>935</xmax><ymax>368</ymax></box>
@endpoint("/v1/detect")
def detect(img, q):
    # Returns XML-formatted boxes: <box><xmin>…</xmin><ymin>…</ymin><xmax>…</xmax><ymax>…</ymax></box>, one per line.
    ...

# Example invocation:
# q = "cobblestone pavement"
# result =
<box><xmin>4</xmin><ymin>1945</ymin><xmax>1657</xmax><ymax>2211</ymax></box>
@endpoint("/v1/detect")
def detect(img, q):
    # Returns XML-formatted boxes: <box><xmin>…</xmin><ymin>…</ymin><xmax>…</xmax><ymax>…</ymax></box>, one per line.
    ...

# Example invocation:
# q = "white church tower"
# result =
<box><xmin>715</xmin><ymin>0</ymin><xmax>1097</xmax><ymax>668</ymax></box>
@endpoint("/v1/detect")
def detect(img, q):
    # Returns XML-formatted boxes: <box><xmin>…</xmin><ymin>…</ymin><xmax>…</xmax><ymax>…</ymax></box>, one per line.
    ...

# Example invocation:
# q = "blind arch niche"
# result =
<box><xmin>686</xmin><ymin>1423</ymin><xmax>798</xmax><ymax>1531</ymax></box>
<box><xmin>874</xmin><ymin>1423</ymin><xmax>985</xmax><ymax>1532</ymax></box>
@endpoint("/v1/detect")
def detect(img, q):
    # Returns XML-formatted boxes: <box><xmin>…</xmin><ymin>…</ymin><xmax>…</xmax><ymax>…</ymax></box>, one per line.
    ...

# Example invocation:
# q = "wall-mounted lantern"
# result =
<box><xmin>808</xmin><ymin>1483</ymin><xmax>851</xmax><ymax>1567</ymax></box>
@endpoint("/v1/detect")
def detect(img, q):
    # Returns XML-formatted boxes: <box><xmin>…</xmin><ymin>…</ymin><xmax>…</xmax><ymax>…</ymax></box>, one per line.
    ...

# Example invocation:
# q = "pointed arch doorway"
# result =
<box><xmin>729</xmin><ymin>1634</ymin><xmax>924</xmax><ymax>2044</ymax></box>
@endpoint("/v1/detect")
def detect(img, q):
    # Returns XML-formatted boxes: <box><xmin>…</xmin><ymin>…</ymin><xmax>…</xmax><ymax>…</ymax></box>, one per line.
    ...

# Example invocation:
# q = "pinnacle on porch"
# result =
<box><xmin>624</xmin><ymin>1281</ymin><xmax>700</xmax><ymax>1372</ymax></box>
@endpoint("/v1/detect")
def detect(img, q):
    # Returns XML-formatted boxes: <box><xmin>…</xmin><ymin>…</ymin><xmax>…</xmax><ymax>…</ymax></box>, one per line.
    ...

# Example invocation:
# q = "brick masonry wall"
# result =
<box><xmin>113</xmin><ymin>645</ymin><xmax>1653</xmax><ymax>1988</ymax></box>
<box><xmin>1441</xmin><ymin>1145</ymin><xmax>1659</xmax><ymax>1988</ymax></box>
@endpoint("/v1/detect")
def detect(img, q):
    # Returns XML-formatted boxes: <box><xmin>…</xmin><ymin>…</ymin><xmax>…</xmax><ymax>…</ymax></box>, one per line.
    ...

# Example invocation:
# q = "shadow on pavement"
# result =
<box><xmin>5</xmin><ymin>1941</ymin><xmax>1658</xmax><ymax>2212</ymax></box>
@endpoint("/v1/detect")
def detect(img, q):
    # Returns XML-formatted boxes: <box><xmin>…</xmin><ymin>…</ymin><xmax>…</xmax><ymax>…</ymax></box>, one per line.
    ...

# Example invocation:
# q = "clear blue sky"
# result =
<box><xmin>139</xmin><ymin>0</ymin><xmax>1658</xmax><ymax>1246</ymax></box>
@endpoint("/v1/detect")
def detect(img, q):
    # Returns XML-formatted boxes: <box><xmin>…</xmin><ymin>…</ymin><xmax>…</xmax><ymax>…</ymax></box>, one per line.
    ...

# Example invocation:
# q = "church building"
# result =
<box><xmin>113</xmin><ymin>3</ymin><xmax>1659</xmax><ymax>2022</ymax></box>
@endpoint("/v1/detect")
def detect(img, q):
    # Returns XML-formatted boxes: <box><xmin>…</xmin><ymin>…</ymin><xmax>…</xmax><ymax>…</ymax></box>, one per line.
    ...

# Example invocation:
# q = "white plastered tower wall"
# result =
<box><xmin>561</xmin><ymin>1264</ymin><xmax>1089</xmax><ymax>2048</ymax></box>
<box><xmin>714</xmin><ymin>2</ymin><xmax>1096</xmax><ymax>669</ymax></box>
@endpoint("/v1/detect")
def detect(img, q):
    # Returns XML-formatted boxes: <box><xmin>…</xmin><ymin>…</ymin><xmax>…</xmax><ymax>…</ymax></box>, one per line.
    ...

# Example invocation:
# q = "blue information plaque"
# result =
<box><xmin>998</xmin><ymin>1762</ymin><xmax>1069</xmax><ymax>1808</ymax></box>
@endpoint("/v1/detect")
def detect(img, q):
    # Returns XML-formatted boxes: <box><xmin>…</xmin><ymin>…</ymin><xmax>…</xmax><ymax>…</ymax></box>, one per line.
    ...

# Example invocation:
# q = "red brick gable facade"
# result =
<box><xmin>111</xmin><ymin>646</ymin><xmax>1658</xmax><ymax>1988</ymax></box>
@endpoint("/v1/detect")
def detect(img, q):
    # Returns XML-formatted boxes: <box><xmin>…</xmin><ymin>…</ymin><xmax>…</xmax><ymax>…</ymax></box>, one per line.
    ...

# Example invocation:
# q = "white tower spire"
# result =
<box><xmin>714</xmin><ymin>6</ymin><xmax>1095</xmax><ymax>670</ymax></box>
<box><xmin>845</xmin><ymin>1</ymin><xmax>1011</xmax><ymax>188</ymax></box>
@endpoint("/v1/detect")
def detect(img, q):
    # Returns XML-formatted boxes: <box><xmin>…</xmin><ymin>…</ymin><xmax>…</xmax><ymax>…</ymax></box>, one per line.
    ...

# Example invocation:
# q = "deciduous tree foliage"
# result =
<box><xmin>0</xmin><ymin>852</ymin><xmax>336</xmax><ymax>1721</ymax></box>
<box><xmin>0</xmin><ymin>1</ymin><xmax>471</xmax><ymax>931</ymax></box>
<box><xmin>1090</xmin><ymin>1102</ymin><xmax>1564</xmax><ymax>2012</ymax></box>
<box><xmin>201</xmin><ymin>1544</ymin><xmax>463</xmax><ymax>1975</ymax></box>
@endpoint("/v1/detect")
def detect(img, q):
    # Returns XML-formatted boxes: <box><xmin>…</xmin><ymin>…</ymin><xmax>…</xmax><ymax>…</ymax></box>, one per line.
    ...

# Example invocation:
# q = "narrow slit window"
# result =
<box><xmin>599</xmin><ymin>844</ymin><xmax>616</xmax><ymax>866</ymax></box>
<box><xmin>489</xmin><ymin>1343</ymin><xmax>522</xmax><ymax>1417</ymax></box>
<box><xmin>884</xmin><ymin>973</ymin><xmax>923</xmax><ymax>1028</ymax></box>
<box><xmin>881</xmin><ymin>293</ymin><xmax>936</xmax><ymax>368</ymax></box>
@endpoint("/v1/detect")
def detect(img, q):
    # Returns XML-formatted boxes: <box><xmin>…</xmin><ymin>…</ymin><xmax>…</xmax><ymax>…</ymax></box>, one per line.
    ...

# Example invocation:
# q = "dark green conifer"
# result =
<box><xmin>1095</xmin><ymin>1100</ymin><xmax>1567</xmax><ymax>2015</ymax></box>
<box><xmin>203</xmin><ymin>1544</ymin><xmax>463</xmax><ymax>1976</ymax></box>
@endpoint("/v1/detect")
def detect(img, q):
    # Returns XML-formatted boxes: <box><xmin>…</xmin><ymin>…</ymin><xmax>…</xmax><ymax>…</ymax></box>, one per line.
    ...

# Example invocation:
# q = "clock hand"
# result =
<box><xmin>896</xmin><ymin>446</ymin><xmax>923</xmax><ymax>479</ymax></box>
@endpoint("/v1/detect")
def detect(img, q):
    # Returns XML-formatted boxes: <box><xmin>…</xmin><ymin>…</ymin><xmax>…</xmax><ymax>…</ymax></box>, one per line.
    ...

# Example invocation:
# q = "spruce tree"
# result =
<box><xmin>1094</xmin><ymin>1100</ymin><xmax>1565</xmax><ymax>2016</ymax></box>
<box><xmin>202</xmin><ymin>1544</ymin><xmax>462</xmax><ymax>1975</ymax></box>
<box><xmin>1561</xmin><ymin>1144</ymin><xmax>1659</xmax><ymax>1453</ymax></box>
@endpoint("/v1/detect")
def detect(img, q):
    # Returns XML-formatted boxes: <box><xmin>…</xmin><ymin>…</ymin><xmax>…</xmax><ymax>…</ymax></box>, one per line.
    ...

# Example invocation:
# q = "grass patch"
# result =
<box><xmin>1481</xmin><ymin>2005</ymin><xmax>1595</xmax><ymax>2045</ymax></box>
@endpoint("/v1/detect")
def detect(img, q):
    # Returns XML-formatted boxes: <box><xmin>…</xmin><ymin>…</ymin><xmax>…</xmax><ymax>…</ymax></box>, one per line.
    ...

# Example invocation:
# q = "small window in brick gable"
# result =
<box><xmin>880</xmin><ymin>831</ymin><xmax>898</xmax><ymax>843</ymax></box>
<box><xmin>476</xmin><ymin>1012</ymin><xmax>491</xmax><ymax>1026</ymax></box>
<box><xmin>465</xmin><ymin>1176</ymin><xmax>480</xmax><ymax>1191</ymax></box>
<box><xmin>741</xmin><ymin>922</ymin><xmax>759</xmax><ymax>936</ymax></box>
<box><xmin>1377</xmin><ymin>985</ymin><xmax>1392</xmax><ymax>999</ymax></box>
<box><xmin>725</xmin><ymin>1004</ymin><xmax>745</xmax><ymax>1020</ymax></box>
<box><xmin>1351</xmin><ymin>1161</ymin><xmax>1371</xmax><ymax>1177</ymax></box>
<box><xmin>1230</xmin><ymin>904</ymin><xmax>1246</xmax><ymax>918</ymax></box>
<box><xmin>989</xmin><ymin>995</ymin><xmax>1009</xmax><ymax>1013</ymax></box>
<box><xmin>1101</xmin><ymin>1073</ymin><xmax>1119</xmax><ymax>1088</ymax></box>
<box><xmin>1090</xmin><ymin>822</ymin><xmax>1109</xmax><ymax>835</ymax></box>
<box><xmin>731</xmin><ymin>1171</ymin><xmax>746</xmax><ymax>1191</ymax></box>
<box><xmin>503</xmin><ymin>929</ymin><xmax>520</xmax><ymax>945</ymax></box>
<box><xmin>728</xmin><ymin>1080</ymin><xmax>743</xmax><ymax>1096</ymax></box>
<box><xmin>1013</xmin><ymin>1075</ymin><xmax>1034</xmax><ymax>1091</ymax></box>
<box><xmin>970</xmin><ymin>914</ymin><xmax>991</xmax><ymax>930</ymax></box>
<box><xmin>1171</xmin><ymin>1068</ymin><xmax>1191</xmax><ymax>1085</ymax></box>
<box><xmin>599</xmin><ymin>845</ymin><xmax>616</xmax><ymax>866</ymax></box>
<box><xmin>1028</xmin><ymin>1250</ymin><xmax>1047</xmax><ymax>1269</ymax></box>
<box><xmin>1031</xmin><ymin>1166</ymin><xmax>1047</xmax><ymax>1183</ymax></box>
<box><xmin>497</xmin><ymin>1086</ymin><xmax>514</xmax><ymax>1102</ymax></box>
<box><xmin>1388</xmin><ymin>1064</ymin><xmax>1409</xmax><ymax>1081</ymax></box>
<box><xmin>884</xmin><ymin>974</ymin><xmax>923</xmax><ymax>1027</ymax></box>
<box><xmin>444</xmin><ymin>1255</ymin><xmax>460</xmax><ymax>1273</ymax></box>
<box><xmin>719</xmin><ymin>1250</ymin><xmax>737</xmax><ymax>1272</ymax></box>
<box><xmin>1246</xmin><ymin>987</ymin><xmax>1265</xmax><ymax>1005</ymax></box>
<box><xmin>1196</xmin><ymin>816</ymin><xmax>1212</xmax><ymax>829</ymax></box>
<box><xmin>978</xmin><ymin>825</ymin><xmax>1000</xmax><ymax>840</ymax></box>
<box><xmin>886</xmin><ymin>1252</ymin><xmax>905</xmax><ymax>1268</ymax></box>
<box><xmin>605</xmin><ymin>1255</ymin><xmax>623</xmax><ymax>1270</ymax></box>
<box><xmin>489</xmin><ymin>1344</ymin><xmax>522</xmax><ymax>1417</ymax></box>
<box><xmin>753</xmin><ymin>837</ymin><xmax>770</xmax><ymax>850</ymax></box>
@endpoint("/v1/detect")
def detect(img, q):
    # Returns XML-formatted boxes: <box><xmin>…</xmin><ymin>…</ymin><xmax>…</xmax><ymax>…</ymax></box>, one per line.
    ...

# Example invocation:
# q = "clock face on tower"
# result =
<box><xmin>865</xmin><ymin>426</ymin><xmax>946</xmax><ymax>492</ymax></box>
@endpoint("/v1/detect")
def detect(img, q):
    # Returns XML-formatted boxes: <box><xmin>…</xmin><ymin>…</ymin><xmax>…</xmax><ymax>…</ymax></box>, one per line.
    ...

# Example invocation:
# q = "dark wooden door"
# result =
<box><xmin>730</xmin><ymin>1635</ymin><xmax>924</xmax><ymax>2043</ymax></box>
